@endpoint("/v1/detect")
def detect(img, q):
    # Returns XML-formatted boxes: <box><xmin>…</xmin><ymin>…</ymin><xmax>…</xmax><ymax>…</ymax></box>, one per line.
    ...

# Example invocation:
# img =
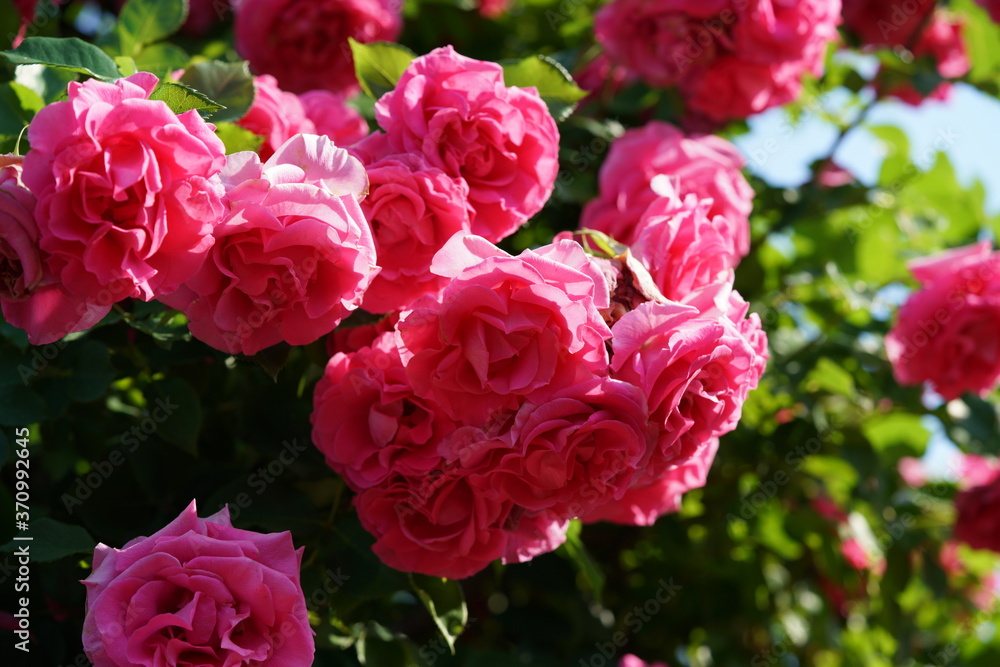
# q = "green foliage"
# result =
<box><xmin>501</xmin><ymin>54</ymin><xmax>587</xmax><ymax>122</ymax></box>
<box><xmin>2</xmin><ymin>36</ymin><xmax>122</xmax><ymax>80</ymax></box>
<box><xmin>349</xmin><ymin>39</ymin><xmax>416</xmax><ymax>101</ymax></box>
<box><xmin>149</xmin><ymin>79</ymin><xmax>224</xmax><ymax>117</ymax></box>
<box><xmin>179</xmin><ymin>61</ymin><xmax>255</xmax><ymax>123</ymax></box>
<box><xmin>111</xmin><ymin>0</ymin><xmax>189</xmax><ymax>58</ymax></box>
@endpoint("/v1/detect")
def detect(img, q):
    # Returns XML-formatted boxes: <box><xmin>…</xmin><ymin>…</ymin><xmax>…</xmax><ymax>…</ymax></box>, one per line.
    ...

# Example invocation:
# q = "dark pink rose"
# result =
<box><xmin>630</xmin><ymin>191</ymin><xmax>738</xmax><ymax>302</ymax></box>
<box><xmin>954</xmin><ymin>467</ymin><xmax>1000</xmax><ymax>553</ymax></box>
<box><xmin>594</xmin><ymin>0</ymin><xmax>733</xmax><ymax>88</ymax></box>
<box><xmin>977</xmin><ymin>0</ymin><xmax>1000</xmax><ymax>22</ymax></box>
<box><xmin>312</xmin><ymin>332</ymin><xmax>452</xmax><ymax>490</ymax></box>
<box><xmin>233</xmin><ymin>0</ymin><xmax>402</xmax><ymax>94</ymax></box>
<box><xmin>478</xmin><ymin>377</ymin><xmax>652</xmax><ymax>517</ymax></box>
<box><xmin>609</xmin><ymin>292</ymin><xmax>767</xmax><ymax>484</ymax></box>
<box><xmin>583</xmin><ymin>437</ymin><xmax>718</xmax><ymax>526</ymax></box>
<box><xmin>184</xmin><ymin>0</ymin><xmax>231</xmax><ymax>35</ymax></box>
<box><xmin>22</xmin><ymin>72</ymin><xmax>226</xmax><ymax>305</ymax></box>
<box><xmin>350</xmin><ymin>133</ymin><xmax>473</xmax><ymax>313</ymax></box>
<box><xmin>161</xmin><ymin>135</ymin><xmax>377</xmax><ymax>355</ymax></box>
<box><xmin>679</xmin><ymin>54</ymin><xmax>808</xmax><ymax>122</ymax></box>
<box><xmin>885</xmin><ymin>241</ymin><xmax>1000</xmax><ymax>400</ymax></box>
<box><xmin>841</xmin><ymin>0</ymin><xmax>935</xmax><ymax>46</ymax></box>
<box><xmin>0</xmin><ymin>165</ymin><xmax>41</xmax><ymax>303</ymax></box>
<box><xmin>733</xmin><ymin>0</ymin><xmax>841</xmax><ymax>64</ymax></box>
<box><xmin>299</xmin><ymin>91</ymin><xmax>369</xmax><ymax>147</ymax></box>
<box><xmin>355</xmin><ymin>469</ymin><xmax>514</xmax><ymax>579</ymax></box>
<box><xmin>477</xmin><ymin>0</ymin><xmax>511</xmax><ymax>18</ymax></box>
<box><xmin>82</xmin><ymin>501</ymin><xmax>314</xmax><ymax>667</ymax></box>
<box><xmin>580</xmin><ymin>121</ymin><xmax>753</xmax><ymax>256</ymax></box>
<box><xmin>375</xmin><ymin>46</ymin><xmax>560</xmax><ymax>242</ymax></box>
<box><xmin>880</xmin><ymin>12</ymin><xmax>970</xmax><ymax>106</ymax></box>
<box><xmin>396</xmin><ymin>234</ymin><xmax>611</xmax><ymax>424</ymax></box>
<box><xmin>503</xmin><ymin>510</ymin><xmax>569</xmax><ymax>564</ymax></box>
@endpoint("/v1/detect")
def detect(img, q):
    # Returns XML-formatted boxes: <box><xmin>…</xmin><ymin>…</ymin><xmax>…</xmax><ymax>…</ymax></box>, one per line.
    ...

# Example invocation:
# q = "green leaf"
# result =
<box><xmin>145</xmin><ymin>377</ymin><xmax>202</xmax><ymax>456</ymax></box>
<box><xmin>215</xmin><ymin>122</ymin><xmax>265</xmax><ymax>154</ymax></box>
<box><xmin>133</xmin><ymin>43</ymin><xmax>189</xmax><ymax>78</ymax></box>
<box><xmin>409</xmin><ymin>573</ymin><xmax>468</xmax><ymax>654</ymax></box>
<box><xmin>0</xmin><ymin>81</ymin><xmax>44</xmax><ymax>137</ymax></box>
<box><xmin>863</xmin><ymin>413</ymin><xmax>929</xmax><ymax>461</ymax></box>
<box><xmin>804</xmin><ymin>357</ymin><xmax>856</xmax><ymax>397</ymax></box>
<box><xmin>349</xmin><ymin>39</ymin><xmax>415</xmax><ymax>100</ymax></box>
<box><xmin>501</xmin><ymin>54</ymin><xmax>586</xmax><ymax>122</ymax></box>
<box><xmin>556</xmin><ymin>520</ymin><xmax>605</xmax><ymax>602</ymax></box>
<box><xmin>115</xmin><ymin>56</ymin><xmax>138</xmax><ymax>76</ymax></box>
<box><xmin>356</xmin><ymin>623</ymin><xmax>413</xmax><ymax>666</ymax></box>
<box><xmin>114</xmin><ymin>0</ymin><xmax>189</xmax><ymax>57</ymax></box>
<box><xmin>0</xmin><ymin>517</ymin><xmax>95</xmax><ymax>562</ymax></box>
<box><xmin>149</xmin><ymin>80</ymin><xmax>223</xmax><ymax>117</ymax></box>
<box><xmin>179</xmin><ymin>61</ymin><xmax>255</xmax><ymax>123</ymax></box>
<box><xmin>2</xmin><ymin>37</ymin><xmax>122</xmax><ymax>81</ymax></box>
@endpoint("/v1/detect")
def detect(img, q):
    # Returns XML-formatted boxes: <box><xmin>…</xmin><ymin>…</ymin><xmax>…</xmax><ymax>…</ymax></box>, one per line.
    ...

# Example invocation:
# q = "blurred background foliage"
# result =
<box><xmin>3</xmin><ymin>0</ymin><xmax>1000</xmax><ymax>666</ymax></box>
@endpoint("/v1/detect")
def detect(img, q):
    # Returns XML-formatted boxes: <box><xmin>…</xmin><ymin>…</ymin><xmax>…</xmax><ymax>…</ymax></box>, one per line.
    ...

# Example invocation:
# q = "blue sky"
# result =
<box><xmin>733</xmin><ymin>83</ymin><xmax>1000</xmax><ymax>214</ymax></box>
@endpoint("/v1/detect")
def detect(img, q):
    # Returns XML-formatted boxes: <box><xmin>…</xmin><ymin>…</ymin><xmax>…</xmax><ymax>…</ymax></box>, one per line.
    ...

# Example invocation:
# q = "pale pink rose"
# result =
<box><xmin>609</xmin><ymin>295</ymin><xmax>767</xmax><ymax>484</ymax></box>
<box><xmin>350</xmin><ymin>133</ymin><xmax>473</xmax><ymax>313</ymax></box>
<box><xmin>21</xmin><ymin>72</ymin><xmax>226</xmax><ymax>306</ymax></box>
<box><xmin>0</xmin><ymin>165</ymin><xmax>111</xmax><ymax>344</ymax></box>
<box><xmin>594</xmin><ymin>0</ymin><xmax>733</xmax><ymax>88</ymax></box>
<box><xmin>583</xmin><ymin>437</ymin><xmax>718</xmax><ymax>526</ymax></box>
<box><xmin>958</xmin><ymin>454</ymin><xmax>1000</xmax><ymax>490</ymax></box>
<box><xmin>355</xmin><ymin>469</ymin><xmax>514</xmax><ymax>579</ymax></box>
<box><xmin>82</xmin><ymin>501</ymin><xmax>314</xmax><ymax>667</ymax></box>
<box><xmin>233</xmin><ymin>0</ymin><xmax>402</xmax><ymax>94</ymax></box>
<box><xmin>977</xmin><ymin>0</ymin><xmax>1000</xmax><ymax>22</ymax></box>
<box><xmin>954</xmin><ymin>467</ymin><xmax>1000</xmax><ymax>553</ymax></box>
<box><xmin>299</xmin><ymin>91</ymin><xmax>369</xmax><ymax>147</ymax></box>
<box><xmin>885</xmin><ymin>241</ymin><xmax>1000</xmax><ymax>400</ymax></box>
<box><xmin>396</xmin><ymin>235</ymin><xmax>612</xmax><ymax>424</ymax></box>
<box><xmin>580</xmin><ymin>121</ymin><xmax>753</xmax><ymax>256</ymax></box>
<box><xmin>477</xmin><ymin>377</ymin><xmax>651</xmax><ymax>517</ymax></box>
<box><xmin>311</xmin><ymin>332</ymin><xmax>452</xmax><ymax>490</ymax></box>
<box><xmin>620</xmin><ymin>655</ymin><xmax>670</xmax><ymax>667</ymax></box>
<box><xmin>630</xmin><ymin>192</ymin><xmax>738</xmax><ymax>302</ymax></box>
<box><xmin>841</xmin><ymin>0</ymin><xmax>935</xmax><ymax>46</ymax></box>
<box><xmin>161</xmin><ymin>135</ymin><xmax>377</xmax><ymax>355</ymax></box>
<box><xmin>898</xmin><ymin>457</ymin><xmax>928</xmax><ymax>487</ymax></box>
<box><xmin>375</xmin><ymin>46</ymin><xmax>560</xmax><ymax>242</ymax></box>
<box><xmin>881</xmin><ymin>13</ymin><xmax>970</xmax><ymax>106</ymax></box>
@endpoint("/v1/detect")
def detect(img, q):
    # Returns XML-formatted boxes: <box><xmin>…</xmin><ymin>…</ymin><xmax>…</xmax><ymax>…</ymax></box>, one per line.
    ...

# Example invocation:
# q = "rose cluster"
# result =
<box><xmin>0</xmin><ymin>72</ymin><xmax>377</xmax><ymax>354</ymax></box>
<box><xmin>593</xmin><ymin>0</ymin><xmax>843</xmax><ymax>121</ymax></box>
<box><xmin>886</xmin><ymin>241</ymin><xmax>1000</xmax><ymax>400</ymax></box>
<box><xmin>312</xmin><ymin>112</ymin><xmax>767</xmax><ymax>577</ymax></box>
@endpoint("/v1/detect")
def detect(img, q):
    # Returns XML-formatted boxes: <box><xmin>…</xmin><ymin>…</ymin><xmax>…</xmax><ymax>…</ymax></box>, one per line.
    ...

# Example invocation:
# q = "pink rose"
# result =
<box><xmin>375</xmin><ymin>46</ymin><xmax>560</xmax><ymax>242</ymax></box>
<box><xmin>477</xmin><ymin>0</ymin><xmax>511</xmax><ymax>18</ymax></box>
<box><xmin>630</xmin><ymin>192</ymin><xmax>738</xmax><ymax>302</ymax></box>
<box><xmin>503</xmin><ymin>510</ymin><xmax>569</xmax><ymax>564</ymax></box>
<box><xmin>954</xmin><ymin>467</ymin><xmax>1000</xmax><ymax>553</ymax></box>
<box><xmin>583</xmin><ymin>438</ymin><xmax>718</xmax><ymax>526</ymax></box>
<box><xmin>609</xmin><ymin>294</ymin><xmax>767</xmax><ymax>484</ymax></box>
<box><xmin>299</xmin><ymin>91</ymin><xmax>369</xmax><ymax>147</ymax></box>
<box><xmin>594</xmin><ymin>0</ymin><xmax>732</xmax><ymax>88</ymax></box>
<box><xmin>161</xmin><ymin>135</ymin><xmax>377</xmax><ymax>355</ymax></box>
<box><xmin>82</xmin><ymin>501</ymin><xmax>314</xmax><ymax>667</ymax></box>
<box><xmin>312</xmin><ymin>332</ymin><xmax>452</xmax><ymax>490</ymax></box>
<box><xmin>841</xmin><ymin>0</ymin><xmax>935</xmax><ymax>46</ymax></box>
<box><xmin>620</xmin><ymin>655</ymin><xmax>670</xmax><ymax>667</ymax></box>
<box><xmin>0</xmin><ymin>165</ymin><xmax>42</xmax><ymax>303</ymax></box>
<box><xmin>233</xmin><ymin>0</ymin><xmax>402</xmax><ymax>94</ymax></box>
<box><xmin>580</xmin><ymin>121</ymin><xmax>753</xmax><ymax>256</ymax></box>
<box><xmin>733</xmin><ymin>0</ymin><xmax>841</xmax><ymax>65</ymax></box>
<box><xmin>396</xmin><ymin>234</ymin><xmax>611</xmax><ymax>423</ymax></box>
<box><xmin>350</xmin><ymin>133</ymin><xmax>474</xmax><ymax>313</ymax></box>
<box><xmin>238</xmin><ymin>76</ymin><xmax>370</xmax><ymax>161</ymax></box>
<box><xmin>880</xmin><ymin>13</ymin><xmax>970</xmax><ymax>106</ymax></box>
<box><xmin>477</xmin><ymin>377</ymin><xmax>652</xmax><ymax>517</ymax></box>
<box><xmin>679</xmin><ymin>54</ymin><xmax>809</xmax><ymax>122</ymax></box>
<box><xmin>184</xmin><ymin>0</ymin><xmax>231</xmax><ymax>35</ymax></box>
<box><xmin>22</xmin><ymin>72</ymin><xmax>226</xmax><ymax>305</ymax></box>
<box><xmin>885</xmin><ymin>241</ymin><xmax>1000</xmax><ymax>400</ymax></box>
<box><xmin>355</xmin><ymin>469</ymin><xmax>514</xmax><ymax>579</ymax></box>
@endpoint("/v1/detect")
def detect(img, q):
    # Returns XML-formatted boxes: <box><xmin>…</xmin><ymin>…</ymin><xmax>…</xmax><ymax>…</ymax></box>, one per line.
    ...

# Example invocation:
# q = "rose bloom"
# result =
<box><xmin>954</xmin><ymin>467</ymin><xmax>1000</xmax><ymax>553</ymax></box>
<box><xmin>21</xmin><ymin>72</ymin><xmax>226</xmax><ymax>308</ymax></box>
<box><xmin>841</xmin><ymin>0</ymin><xmax>935</xmax><ymax>46</ymax></box>
<box><xmin>375</xmin><ymin>46</ymin><xmax>560</xmax><ymax>242</ymax></box>
<box><xmin>630</xmin><ymin>191</ymin><xmax>738</xmax><ymax>302</ymax></box>
<box><xmin>478</xmin><ymin>377</ymin><xmax>652</xmax><ymax>517</ymax></box>
<box><xmin>885</xmin><ymin>241</ymin><xmax>1000</xmax><ymax>400</ymax></box>
<box><xmin>978</xmin><ymin>0</ymin><xmax>1000</xmax><ymax>22</ymax></box>
<box><xmin>880</xmin><ymin>13</ymin><xmax>970</xmax><ymax>106</ymax></box>
<box><xmin>233</xmin><ymin>0</ymin><xmax>402</xmax><ymax>94</ymax></box>
<box><xmin>355</xmin><ymin>468</ymin><xmax>514</xmax><ymax>579</ymax></box>
<box><xmin>350</xmin><ymin>133</ymin><xmax>474</xmax><ymax>313</ymax></box>
<box><xmin>620</xmin><ymin>655</ymin><xmax>670</xmax><ymax>667</ymax></box>
<box><xmin>609</xmin><ymin>291</ymin><xmax>767</xmax><ymax>484</ymax></box>
<box><xmin>396</xmin><ymin>234</ymin><xmax>612</xmax><ymax>424</ymax></box>
<box><xmin>312</xmin><ymin>332</ymin><xmax>452</xmax><ymax>490</ymax></box>
<box><xmin>161</xmin><ymin>135</ymin><xmax>378</xmax><ymax>355</ymax></box>
<box><xmin>580</xmin><ymin>121</ymin><xmax>753</xmax><ymax>257</ymax></box>
<box><xmin>594</xmin><ymin>0</ymin><xmax>733</xmax><ymax>88</ymax></box>
<box><xmin>238</xmin><ymin>76</ymin><xmax>368</xmax><ymax>161</ymax></box>
<box><xmin>503</xmin><ymin>510</ymin><xmax>569</xmax><ymax>564</ymax></box>
<box><xmin>0</xmin><ymin>165</ymin><xmax>112</xmax><ymax>344</ymax></box>
<box><xmin>82</xmin><ymin>501</ymin><xmax>314</xmax><ymax>667</ymax></box>
<box><xmin>583</xmin><ymin>437</ymin><xmax>718</xmax><ymax>526</ymax></box>
<box><xmin>477</xmin><ymin>0</ymin><xmax>511</xmax><ymax>18</ymax></box>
